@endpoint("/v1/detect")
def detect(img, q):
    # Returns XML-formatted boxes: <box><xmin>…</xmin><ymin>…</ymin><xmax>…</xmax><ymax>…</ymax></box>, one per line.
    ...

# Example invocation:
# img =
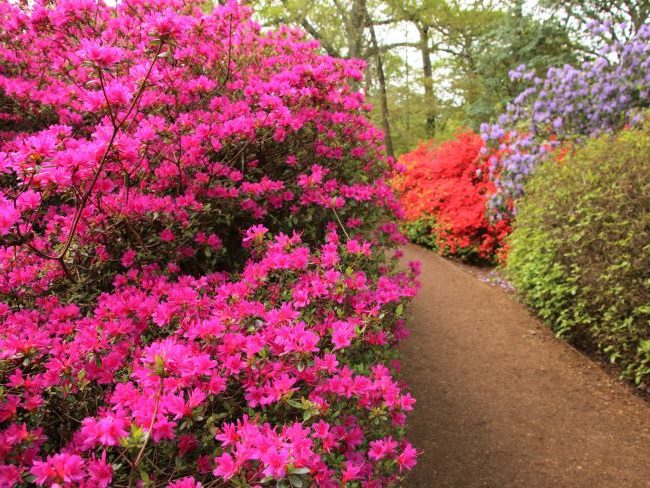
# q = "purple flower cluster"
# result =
<box><xmin>482</xmin><ymin>23</ymin><xmax>650</xmax><ymax>217</ymax></box>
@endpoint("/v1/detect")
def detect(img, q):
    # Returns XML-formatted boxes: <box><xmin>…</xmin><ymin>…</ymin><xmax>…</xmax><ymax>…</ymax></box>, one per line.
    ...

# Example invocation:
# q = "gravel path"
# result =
<box><xmin>401</xmin><ymin>244</ymin><xmax>650</xmax><ymax>487</ymax></box>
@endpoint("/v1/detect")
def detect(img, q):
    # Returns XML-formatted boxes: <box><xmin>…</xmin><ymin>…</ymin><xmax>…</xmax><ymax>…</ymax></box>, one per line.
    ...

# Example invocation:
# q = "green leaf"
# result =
<box><xmin>287</xmin><ymin>399</ymin><xmax>303</xmax><ymax>409</ymax></box>
<box><xmin>288</xmin><ymin>475</ymin><xmax>304</xmax><ymax>488</ymax></box>
<box><xmin>140</xmin><ymin>470</ymin><xmax>150</xmax><ymax>486</ymax></box>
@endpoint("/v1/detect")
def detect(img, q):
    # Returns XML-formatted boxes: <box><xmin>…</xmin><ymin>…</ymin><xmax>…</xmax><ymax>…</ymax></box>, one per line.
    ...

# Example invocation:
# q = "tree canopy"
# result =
<box><xmin>249</xmin><ymin>0</ymin><xmax>648</xmax><ymax>154</ymax></box>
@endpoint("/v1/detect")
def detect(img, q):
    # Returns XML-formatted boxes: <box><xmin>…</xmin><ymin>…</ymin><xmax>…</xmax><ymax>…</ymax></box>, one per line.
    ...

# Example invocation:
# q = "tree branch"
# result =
<box><xmin>300</xmin><ymin>17</ymin><xmax>340</xmax><ymax>57</ymax></box>
<box><xmin>364</xmin><ymin>41</ymin><xmax>421</xmax><ymax>57</ymax></box>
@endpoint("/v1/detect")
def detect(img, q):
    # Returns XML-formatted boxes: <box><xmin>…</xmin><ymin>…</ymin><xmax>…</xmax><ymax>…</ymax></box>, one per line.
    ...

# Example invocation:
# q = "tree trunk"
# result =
<box><xmin>419</xmin><ymin>24</ymin><xmax>436</xmax><ymax>136</ymax></box>
<box><xmin>367</xmin><ymin>11</ymin><xmax>394</xmax><ymax>159</ymax></box>
<box><xmin>349</xmin><ymin>0</ymin><xmax>367</xmax><ymax>59</ymax></box>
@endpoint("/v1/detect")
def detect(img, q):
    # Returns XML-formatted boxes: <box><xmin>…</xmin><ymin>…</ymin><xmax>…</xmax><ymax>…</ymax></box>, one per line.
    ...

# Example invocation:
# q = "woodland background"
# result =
<box><xmin>249</xmin><ymin>0</ymin><xmax>648</xmax><ymax>156</ymax></box>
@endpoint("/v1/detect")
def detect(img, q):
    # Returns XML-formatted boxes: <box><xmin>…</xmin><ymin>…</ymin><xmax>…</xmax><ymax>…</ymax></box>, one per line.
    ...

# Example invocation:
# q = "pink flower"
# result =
<box><xmin>87</xmin><ymin>452</ymin><xmax>112</xmax><ymax>488</ymax></box>
<box><xmin>261</xmin><ymin>449</ymin><xmax>289</xmax><ymax>479</ymax></box>
<box><xmin>79</xmin><ymin>413</ymin><xmax>129</xmax><ymax>448</ymax></box>
<box><xmin>331</xmin><ymin>321</ymin><xmax>356</xmax><ymax>350</ymax></box>
<box><xmin>121</xmin><ymin>249</ymin><xmax>137</xmax><ymax>267</ymax></box>
<box><xmin>368</xmin><ymin>436</ymin><xmax>398</xmax><ymax>461</ymax></box>
<box><xmin>160</xmin><ymin>229</ymin><xmax>175</xmax><ymax>242</ymax></box>
<box><xmin>243</xmin><ymin>224</ymin><xmax>269</xmax><ymax>247</ymax></box>
<box><xmin>213</xmin><ymin>453</ymin><xmax>238</xmax><ymax>480</ymax></box>
<box><xmin>16</xmin><ymin>190</ymin><xmax>41</xmax><ymax>211</ymax></box>
<box><xmin>271</xmin><ymin>373</ymin><xmax>297</xmax><ymax>400</ymax></box>
<box><xmin>168</xmin><ymin>477</ymin><xmax>203</xmax><ymax>488</ymax></box>
<box><xmin>397</xmin><ymin>443</ymin><xmax>418</xmax><ymax>472</ymax></box>
<box><xmin>206</xmin><ymin>233</ymin><xmax>222</xmax><ymax>249</ymax></box>
<box><xmin>215</xmin><ymin>422</ymin><xmax>239</xmax><ymax>447</ymax></box>
<box><xmin>400</xmin><ymin>393</ymin><xmax>416</xmax><ymax>412</ymax></box>
<box><xmin>0</xmin><ymin>465</ymin><xmax>22</xmax><ymax>487</ymax></box>
<box><xmin>314</xmin><ymin>353</ymin><xmax>339</xmax><ymax>373</ymax></box>
<box><xmin>0</xmin><ymin>196</ymin><xmax>19</xmax><ymax>235</ymax></box>
<box><xmin>77</xmin><ymin>39</ymin><xmax>124</xmax><ymax>67</ymax></box>
<box><xmin>178</xmin><ymin>434</ymin><xmax>198</xmax><ymax>457</ymax></box>
<box><xmin>197</xmin><ymin>455</ymin><xmax>213</xmax><ymax>474</ymax></box>
<box><xmin>30</xmin><ymin>454</ymin><xmax>85</xmax><ymax>485</ymax></box>
<box><xmin>408</xmin><ymin>260</ymin><xmax>422</xmax><ymax>276</ymax></box>
<box><xmin>341</xmin><ymin>461</ymin><xmax>363</xmax><ymax>483</ymax></box>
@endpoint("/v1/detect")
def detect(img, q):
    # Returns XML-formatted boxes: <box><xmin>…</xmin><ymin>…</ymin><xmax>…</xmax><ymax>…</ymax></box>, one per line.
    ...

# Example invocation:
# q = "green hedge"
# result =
<box><xmin>506</xmin><ymin>126</ymin><xmax>650</xmax><ymax>388</ymax></box>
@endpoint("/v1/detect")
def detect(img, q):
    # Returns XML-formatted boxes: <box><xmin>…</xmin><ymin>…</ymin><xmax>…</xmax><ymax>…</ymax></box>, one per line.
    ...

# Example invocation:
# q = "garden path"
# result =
<box><xmin>401</xmin><ymin>244</ymin><xmax>650</xmax><ymax>487</ymax></box>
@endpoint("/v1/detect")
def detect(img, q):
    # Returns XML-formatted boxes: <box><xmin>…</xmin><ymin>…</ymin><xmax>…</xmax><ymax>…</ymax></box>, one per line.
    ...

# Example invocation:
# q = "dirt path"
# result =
<box><xmin>401</xmin><ymin>244</ymin><xmax>650</xmax><ymax>488</ymax></box>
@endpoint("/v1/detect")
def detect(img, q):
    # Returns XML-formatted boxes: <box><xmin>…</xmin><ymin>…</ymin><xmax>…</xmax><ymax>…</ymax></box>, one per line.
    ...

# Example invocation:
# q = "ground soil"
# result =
<box><xmin>400</xmin><ymin>244</ymin><xmax>650</xmax><ymax>488</ymax></box>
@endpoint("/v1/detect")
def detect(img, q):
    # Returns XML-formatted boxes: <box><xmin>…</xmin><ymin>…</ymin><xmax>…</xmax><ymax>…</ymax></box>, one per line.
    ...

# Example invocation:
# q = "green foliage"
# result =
<box><xmin>540</xmin><ymin>0</ymin><xmax>649</xmax><ymax>39</ymax></box>
<box><xmin>459</xmin><ymin>8</ymin><xmax>578</xmax><ymax>128</ymax></box>
<box><xmin>251</xmin><ymin>0</ymin><xmax>583</xmax><ymax>151</ymax></box>
<box><xmin>401</xmin><ymin>215</ymin><xmax>439</xmax><ymax>250</ymax></box>
<box><xmin>506</xmin><ymin>126</ymin><xmax>650</xmax><ymax>388</ymax></box>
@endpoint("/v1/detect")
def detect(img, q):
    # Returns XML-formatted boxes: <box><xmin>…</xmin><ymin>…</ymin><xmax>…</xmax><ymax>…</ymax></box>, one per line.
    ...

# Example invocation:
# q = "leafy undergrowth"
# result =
<box><xmin>506</xmin><ymin>125</ymin><xmax>650</xmax><ymax>390</ymax></box>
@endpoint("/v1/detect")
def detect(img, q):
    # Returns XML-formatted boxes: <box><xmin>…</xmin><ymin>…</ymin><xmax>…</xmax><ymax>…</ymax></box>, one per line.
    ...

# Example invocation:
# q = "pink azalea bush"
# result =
<box><xmin>0</xmin><ymin>0</ymin><xmax>419</xmax><ymax>485</ymax></box>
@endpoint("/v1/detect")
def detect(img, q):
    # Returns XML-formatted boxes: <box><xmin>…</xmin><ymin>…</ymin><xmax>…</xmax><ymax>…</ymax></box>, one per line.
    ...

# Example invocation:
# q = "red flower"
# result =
<box><xmin>393</xmin><ymin>131</ymin><xmax>510</xmax><ymax>260</ymax></box>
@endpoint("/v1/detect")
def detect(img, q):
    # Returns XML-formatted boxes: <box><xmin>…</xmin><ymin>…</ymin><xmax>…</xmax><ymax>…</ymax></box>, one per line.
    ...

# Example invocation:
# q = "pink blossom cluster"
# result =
<box><xmin>0</xmin><ymin>0</ymin><xmax>419</xmax><ymax>485</ymax></box>
<box><xmin>0</xmin><ymin>0</ymin><xmax>401</xmax><ymax>285</ymax></box>
<box><xmin>0</xmin><ymin>231</ymin><xmax>418</xmax><ymax>486</ymax></box>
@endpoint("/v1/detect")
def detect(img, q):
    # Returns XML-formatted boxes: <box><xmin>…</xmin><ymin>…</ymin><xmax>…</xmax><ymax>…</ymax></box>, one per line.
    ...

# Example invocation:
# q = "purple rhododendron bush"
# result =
<box><xmin>0</xmin><ymin>0</ymin><xmax>420</xmax><ymax>486</ymax></box>
<box><xmin>481</xmin><ymin>23</ymin><xmax>650</xmax><ymax>218</ymax></box>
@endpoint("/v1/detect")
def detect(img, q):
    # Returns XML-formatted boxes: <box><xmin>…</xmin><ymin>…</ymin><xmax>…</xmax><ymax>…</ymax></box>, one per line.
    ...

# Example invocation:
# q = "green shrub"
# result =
<box><xmin>401</xmin><ymin>215</ymin><xmax>440</xmax><ymax>251</ymax></box>
<box><xmin>506</xmin><ymin>126</ymin><xmax>650</xmax><ymax>388</ymax></box>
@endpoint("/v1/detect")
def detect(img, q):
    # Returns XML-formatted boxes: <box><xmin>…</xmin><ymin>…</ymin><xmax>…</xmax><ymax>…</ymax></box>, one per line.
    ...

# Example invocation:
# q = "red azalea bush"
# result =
<box><xmin>393</xmin><ymin>131</ymin><xmax>510</xmax><ymax>261</ymax></box>
<box><xmin>0</xmin><ymin>0</ymin><xmax>419</xmax><ymax>486</ymax></box>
